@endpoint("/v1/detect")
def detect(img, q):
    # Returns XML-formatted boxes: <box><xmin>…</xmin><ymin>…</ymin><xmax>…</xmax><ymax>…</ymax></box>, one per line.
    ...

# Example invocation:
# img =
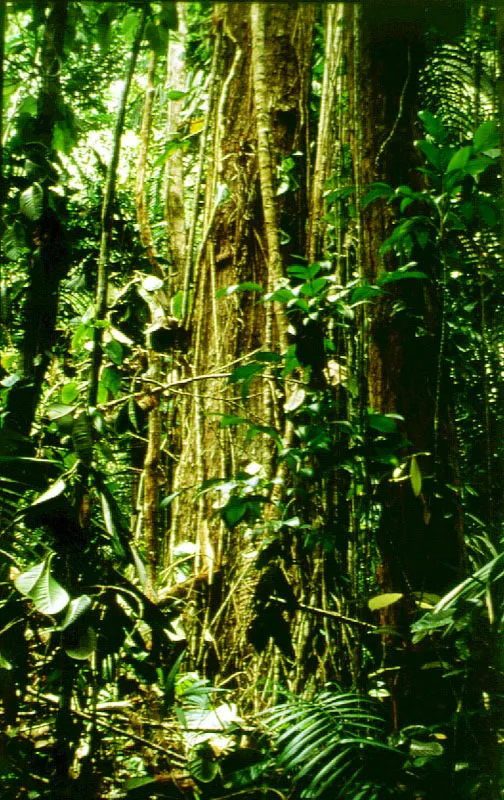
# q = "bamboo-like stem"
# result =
<box><xmin>181</xmin><ymin>26</ymin><xmax>222</xmax><ymax>323</ymax></box>
<box><xmin>250</xmin><ymin>3</ymin><xmax>288</xmax><ymax>353</ymax></box>
<box><xmin>164</xmin><ymin>6</ymin><xmax>188</xmax><ymax>281</ymax></box>
<box><xmin>308</xmin><ymin>3</ymin><xmax>344</xmax><ymax>263</ymax></box>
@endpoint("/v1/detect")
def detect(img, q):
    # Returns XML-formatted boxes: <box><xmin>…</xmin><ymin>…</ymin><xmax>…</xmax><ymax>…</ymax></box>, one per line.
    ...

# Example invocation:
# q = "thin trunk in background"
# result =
<box><xmin>164</xmin><ymin>4</ymin><xmax>187</xmax><ymax>283</ymax></box>
<box><xmin>16</xmin><ymin>0</ymin><xmax>69</xmax><ymax>436</ymax></box>
<box><xmin>88</xmin><ymin>6</ymin><xmax>146</xmax><ymax>407</ymax></box>
<box><xmin>135</xmin><ymin>48</ymin><xmax>163</xmax><ymax>589</ymax></box>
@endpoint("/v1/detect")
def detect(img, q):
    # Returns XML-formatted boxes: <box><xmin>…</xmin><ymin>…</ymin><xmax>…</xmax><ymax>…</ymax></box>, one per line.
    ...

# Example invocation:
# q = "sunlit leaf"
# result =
<box><xmin>445</xmin><ymin>145</ymin><xmax>472</xmax><ymax>174</ymax></box>
<box><xmin>31</xmin><ymin>479</ymin><xmax>66</xmax><ymax>506</ymax></box>
<box><xmin>473</xmin><ymin>119</ymin><xmax>499</xmax><ymax>153</ymax></box>
<box><xmin>410</xmin><ymin>456</ymin><xmax>422</xmax><ymax>497</ymax></box>
<box><xmin>57</xmin><ymin>595</ymin><xmax>92</xmax><ymax>631</ymax></box>
<box><xmin>368</xmin><ymin>593</ymin><xmax>403</xmax><ymax>611</ymax></box>
<box><xmin>61</xmin><ymin>382</ymin><xmax>79</xmax><ymax>404</ymax></box>
<box><xmin>15</xmin><ymin>556</ymin><xmax>69</xmax><ymax>616</ymax></box>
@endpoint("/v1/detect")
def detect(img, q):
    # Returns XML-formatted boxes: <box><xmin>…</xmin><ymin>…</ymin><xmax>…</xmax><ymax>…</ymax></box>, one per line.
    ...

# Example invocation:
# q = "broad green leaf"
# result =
<box><xmin>418</xmin><ymin>110</ymin><xmax>447</xmax><ymax>143</ymax></box>
<box><xmin>410</xmin><ymin>456</ymin><xmax>422</xmax><ymax>496</ymax></box>
<box><xmin>57</xmin><ymin>595</ymin><xmax>92</xmax><ymax>631</ymax></box>
<box><xmin>473</xmin><ymin>119</ymin><xmax>499</xmax><ymax>152</ymax></box>
<box><xmin>101</xmin><ymin>366</ymin><xmax>121</xmax><ymax>394</ymax></box>
<box><xmin>46</xmin><ymin>404</ymin><xmax>75</xmax><ymax>427</ymax></box>
<box><xmin>121</xmin><ymin>10</ymin><xmax>141</xmax><ymax>41</ymax></box>
<box><xmin>412</xmin><ymin>591</ymin><xmax>442</xmax><ymax>608</ymax></box>
<box><xmin>368</xmin><ymin>593</ymin><xmax>404</xmax><ymax>611</ymax></box>
<box><xmin>368</xmin><ymin>413</ymin><xmax>397</xmax><ymax>433</ymax></box>
<box><xmin>415</xmin><ymin>140</ymin><xmax>441</xmax><ymax>169</ymax></box>
<box><xmin>464</xmin><ymin>155</ymin><xmax>493</xmax><ymax>176</ymax></box>
<box><xmin>61</xmin><ymin>382</ymin><xmax>79</xmax><ymax>404</ymax></box>
<box><xmin>64</xmin><ymin>625</ymin><xmax>97</xmax><ymax>660</ymax></box>
<box><xmin>104</xmin><ymin>340</ymin><xmax>124</xmax><ymax>365</ymax></box>
<box><xmin>445</xmin><ymin>145</ymin><xmax>472</xmax><ymax>174</ymax></box>
<box><xmin>15</xmin><ymin>556</ymin><xmax>69</xmax><ymax>616</ymax></box>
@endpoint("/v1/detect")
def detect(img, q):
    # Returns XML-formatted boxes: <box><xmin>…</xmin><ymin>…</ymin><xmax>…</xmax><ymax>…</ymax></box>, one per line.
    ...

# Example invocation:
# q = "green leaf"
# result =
<box><xmin>255</xmin><ymin>351</ymin><xmax>282</xmax><ymax>363</ymax></box>
<box><xmin>189</xmin><ymin>743</ymin><xmax>220</xmax><ymax>783</ymax></box>
<box><xmin>121</xmin><ymin>10</ymin><xmax>141</xmax><ymax>42</ymax></box>
<box><xmin>362</xmin><ymin>182</ymin><xmax>393</xmax><ymax>207</ymax></box>
<box><xmin>57</xmin><ymin>595</ymin><xmax>92</xmax><ymax>631</ymax></box>
<box><xmin>377</xmin><ymin>269</ymin><xmax>429</xmax><ymax>287</ymax></box>
<box><xmin>104</xmin><ymin>340</ymin><xmax>124</xmax><ymax>365</ymax></box>
<box><xmin>477</xmin><ymin>198</ymin><xmax>498</xmax><ymax>228</ymax></box>
<box><xmin>219</xmin><ymin>415</ymin><xmax>249</xmax><ymax>428</ymax></box>
<box><xmin>61</xmin><ymin>382</ymin><xmax>79</xmax><ymax>404</ymax></box>
<box><xmin>229</xmin><ymin>363</ymin><xmax>264</xmax><ymax>383</ymax></box>
<box><xmin>221</xmin><ymin>496</ymin><xmax>247</xmax><ymax>529</ymax></box>
<box><xmin>418</xmin><ymin>110</ymin><xmax>447</xmax><ymax>143</ymax></box>
<box><xmin>15</xmin><ymin>556</ymin><xmax>69</xmax><ymax>616</ymax></box>
<box><xmin>350</xmin><ymin>284</ymin><xmax>384</xmax><ymax>303</ymax></box>
<box><xmin>101</xmin><ymin>366</ymin><xmax>121</xmax><ymax>394</ymax></box>
<box><xmin>3</xmin><ymin>221</ymin><xmax>27</xmax><ymax>260</ymax></box>
<box><xmin>64</xmin><ymin>625</ymin><xmax>97</xmax><ymax>660</ymax></box>
<box><xmin>19</xmin><ymin>183</ymin><xmax>43</xmax><ymax>221</ymax></box>
<box><xmin>415</xmin><ymin>140</ymin><xmax>441</xmax><ymax>169</ymax></box>
<box><xmin>368</xmin><ymin>593</ymin><xmax>404</xmax><ymax>611</ymax></box>
<box><xmin>368</xmin><ymin>413</ymin><xmax>397</xmax><ymax>433</ymax></box>
<box><xmin>445</xmin><ymin>145</ymin><xmax>472</xmax><ymax>174</ymax></box>
<box><xmin>473</xmin><ymin>119</ymin><xmax>499</xmax><ymax>152</ymax></box>
<box><xmin>410</xmin><ymin>456</ymin><xmax>422</xmax><ymax>497</ymax></box>
<box><xmin>167</xmin><ymin>89</ymin><xmax>187</xmax><ymax>101</ymax></box>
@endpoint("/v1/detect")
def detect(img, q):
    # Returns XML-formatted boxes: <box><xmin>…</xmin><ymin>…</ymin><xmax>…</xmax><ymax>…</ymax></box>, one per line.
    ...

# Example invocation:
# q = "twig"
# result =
<box><xmin>271</xmin><ymin>595</ymin><xmax>377</xmax><ymax>630</ymax></box>
<box><xmin>25</xmin><ymin>687</ymin><xmax>186</xmax><ymax>767</ymax></box>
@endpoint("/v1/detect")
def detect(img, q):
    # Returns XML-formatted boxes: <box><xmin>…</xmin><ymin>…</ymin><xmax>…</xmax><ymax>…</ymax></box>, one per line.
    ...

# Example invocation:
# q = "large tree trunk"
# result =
<box><xmin>167</xmin><ymin>1</ymin><xmax>315</xmax><ymax>683</ymax></box>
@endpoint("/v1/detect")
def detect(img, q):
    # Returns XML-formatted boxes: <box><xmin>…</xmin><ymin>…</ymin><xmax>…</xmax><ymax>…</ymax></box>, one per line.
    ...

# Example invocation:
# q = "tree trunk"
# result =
<box><xmin>168</xmin><ymin>1</ymin><xmax>315</xmax><ymax>679</ymax></box>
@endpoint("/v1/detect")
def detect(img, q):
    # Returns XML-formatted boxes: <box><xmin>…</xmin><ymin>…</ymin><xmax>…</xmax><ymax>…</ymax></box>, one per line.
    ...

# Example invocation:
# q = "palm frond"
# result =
<box><xmin>261</xmin><ymin>687</ymin><xmax>401</xmax><ymax>799</ymax></box>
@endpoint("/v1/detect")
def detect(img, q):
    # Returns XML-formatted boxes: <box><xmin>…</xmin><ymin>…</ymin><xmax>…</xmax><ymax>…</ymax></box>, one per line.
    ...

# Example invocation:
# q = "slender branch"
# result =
<box><xmin>25</xmin><ymin>688</ymin><xmax>186</xmax><ymax>767</ymax></box>
<box><xmin>271</xmin><ymin>595</ymin><xmax>377</xmax><ymax>630</ymax></box>
<box><xmin>89</xmin><ymin>6</ymin><xmax>147</xmax><ymax>406</ymax></box>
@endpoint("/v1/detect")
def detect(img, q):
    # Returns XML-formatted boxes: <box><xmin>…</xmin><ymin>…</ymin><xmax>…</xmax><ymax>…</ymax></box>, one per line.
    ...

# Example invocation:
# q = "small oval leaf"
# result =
<box><xmin>285</xmin><ymin>388</ymin><xmax>306</xmax><ymax>413</ymax></box>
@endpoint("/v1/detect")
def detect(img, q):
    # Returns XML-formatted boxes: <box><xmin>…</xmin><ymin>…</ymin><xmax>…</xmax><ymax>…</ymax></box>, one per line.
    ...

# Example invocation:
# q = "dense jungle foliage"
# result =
<box><xmin>1</xmin><ymin>1</ymin><xmax>504</xmax><ymax>798</ymax></box>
